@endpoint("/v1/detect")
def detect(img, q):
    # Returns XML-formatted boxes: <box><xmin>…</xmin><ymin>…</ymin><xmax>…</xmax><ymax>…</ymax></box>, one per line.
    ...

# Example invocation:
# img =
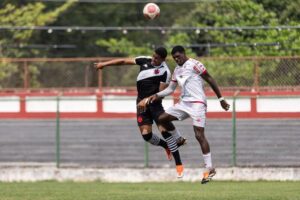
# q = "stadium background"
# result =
<box><xmin>0</xmin><ymin>0</ymin><xmax>300</xmax><ymax>182</ymax></box>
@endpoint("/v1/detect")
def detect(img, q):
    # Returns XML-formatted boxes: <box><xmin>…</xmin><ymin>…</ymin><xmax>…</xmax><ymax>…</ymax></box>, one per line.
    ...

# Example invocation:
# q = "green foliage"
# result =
<box><xmin>0</xmin><ymin>1</ymin><xmax>299</xmax><ymax>88</ymax></box>
<box><xmin>0</xmin><ymin>1</ymin><xmax>75</xmax><ymax>88</ymax></box>
<box><xmin>202</xmin><ymin>60</ymin><xmax>254</xmax><ymax>87</ymax></box>
<box><xmin>169</xmin><ymin>0</ymin><xmax>300</xmax><ymax>57</ymax></box>
<box><xmin>0</xmin><ymin>61</ymin><xmax>20</xmax><ymax>89</ymax></box>
<box><xmin>0</xmin><ymin>1</ymin><xmax>75</xmax><ymax>56</ymax></box>
<box><xmin>96</xmin><ymin>37</ymin><xmax>152</xmax><ymax>56</ymax></box>
<box><xmin>259</xmin><ymin>59</ymin><xmax>300</xmax><ymax>86</ymax></box>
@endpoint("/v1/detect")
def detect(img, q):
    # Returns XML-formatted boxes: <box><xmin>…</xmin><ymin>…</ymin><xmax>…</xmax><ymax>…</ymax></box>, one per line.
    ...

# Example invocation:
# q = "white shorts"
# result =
<box><xmin>166</xmin><ymin>101</ymin><xmax>207</xmax><ymax>127</ymax></box>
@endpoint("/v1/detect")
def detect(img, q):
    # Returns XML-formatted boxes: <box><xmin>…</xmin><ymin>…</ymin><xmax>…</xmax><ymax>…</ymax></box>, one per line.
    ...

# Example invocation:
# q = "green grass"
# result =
<box><xmin>0</xmin><ymin>181</ymin><xmax>299</xmax><ymax>200</ymax></box>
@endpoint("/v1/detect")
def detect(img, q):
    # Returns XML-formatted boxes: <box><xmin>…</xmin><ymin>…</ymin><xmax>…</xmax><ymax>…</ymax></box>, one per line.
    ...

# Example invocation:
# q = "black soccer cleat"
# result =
<box><xmin>176</xmin><ymin>137</ymin><xmax>187</xmax><ymax>147</ymax></box>
<box><xmin>201</xmin><ymin>168</ymin><xmax>216</xmax><ymax>184</ymax></box>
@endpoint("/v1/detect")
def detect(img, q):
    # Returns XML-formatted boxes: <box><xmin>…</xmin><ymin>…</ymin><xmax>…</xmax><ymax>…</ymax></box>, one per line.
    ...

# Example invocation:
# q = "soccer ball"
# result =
<box><xmin>143</xmin><ymin>3</ymin><xmax>160</xmax><ymax>20</ymax></box>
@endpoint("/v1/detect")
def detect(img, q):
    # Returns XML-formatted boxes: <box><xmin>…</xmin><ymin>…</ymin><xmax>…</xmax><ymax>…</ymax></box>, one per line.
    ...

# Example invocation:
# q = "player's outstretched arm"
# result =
<box><xmin>156</xmin><ymin>80</ymin><xmax>177</xmax><ymax>100</ymax></box>
<box><xmin>94</xmin><ymin>58</ymin><xmax>135</xmax><ymax>70</ymax></box>
<box><xmin>201</xmin><ymin>72</ymin><xmax>230</xmax><ymax>111</ymax></box>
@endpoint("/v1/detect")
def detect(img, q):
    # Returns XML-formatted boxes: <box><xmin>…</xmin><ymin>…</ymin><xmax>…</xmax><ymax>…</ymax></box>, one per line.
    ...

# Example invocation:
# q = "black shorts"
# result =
<box><xmin>136</xmin><ymin>100</ymin><xmax>165</xmax><ymax>126</ymax></box>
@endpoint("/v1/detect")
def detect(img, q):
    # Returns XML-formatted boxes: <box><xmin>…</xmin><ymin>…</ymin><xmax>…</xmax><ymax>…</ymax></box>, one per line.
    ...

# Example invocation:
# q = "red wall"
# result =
<box><xmin>0</xmin><ymin>90</ymin><xmax>299</xmax><ymax>119</ymax></box>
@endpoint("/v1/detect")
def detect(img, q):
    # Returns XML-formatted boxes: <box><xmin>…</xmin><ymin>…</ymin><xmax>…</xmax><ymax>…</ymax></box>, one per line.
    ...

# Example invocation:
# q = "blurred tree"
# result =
<box><xmin>170</xmin><ymin>0</ymin><xmax>300</xmax><ymax>57</ymax></box>
<box><xmin>1</xmin><ymin>1</ymin><xmax>299</xmax><ymax>88</ymax></box>
<box><xmin>0</xmin><ymin>1</ymin><xmax>75</xmax><ymax>88</ymax></box>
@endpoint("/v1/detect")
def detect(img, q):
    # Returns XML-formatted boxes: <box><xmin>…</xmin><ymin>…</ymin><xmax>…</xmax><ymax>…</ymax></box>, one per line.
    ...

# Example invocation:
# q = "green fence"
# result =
<box><xmin>0</xmin><ymin>96</ymin><xmax>299</xmax><ymax>168</ymax></box>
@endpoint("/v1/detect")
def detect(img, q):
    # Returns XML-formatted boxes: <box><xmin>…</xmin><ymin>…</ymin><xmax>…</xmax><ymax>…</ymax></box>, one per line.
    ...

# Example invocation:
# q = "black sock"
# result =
<box><xmin>162</xmin><ymin>131</ymin><xmax>182</xmax><ymax>165</ymax></box>
<box><xmin>142</xmin><ymin>132</ymin><xmax>168</xmax><ymax>149</ymax></box>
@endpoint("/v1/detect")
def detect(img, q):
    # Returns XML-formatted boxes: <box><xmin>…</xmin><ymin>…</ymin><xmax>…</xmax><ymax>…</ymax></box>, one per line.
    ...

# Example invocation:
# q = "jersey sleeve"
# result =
<box><xmin>193</xmin><ymin>62</ymin><xmax>207</xmax><ymax>75</ymax></box>
<box><xmin>135</xmin><ymin>56</ymin><xmax>152</xmax><ymax>66</ymax></box>
<box><xmin>160</xmin><ymin>65</ymin><xmax>171</xmax><ymax>84</ymax></box>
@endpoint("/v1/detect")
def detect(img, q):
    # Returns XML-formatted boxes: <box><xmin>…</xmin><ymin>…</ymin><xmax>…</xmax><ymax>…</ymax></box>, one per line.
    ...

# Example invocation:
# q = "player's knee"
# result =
<box><xmin>142</xmin><ymin>132</ymin><xmax>153</xmax><ymax>141</ymax></box>
<box><xmin>195</xmin><ymin>133</ymin><xmax>204</xmax><ymax>142</ymax></box>
<box><xmin>158</xmin><ymin>113</ymin><xmax>170</xmax><ymax>123</ymax></box>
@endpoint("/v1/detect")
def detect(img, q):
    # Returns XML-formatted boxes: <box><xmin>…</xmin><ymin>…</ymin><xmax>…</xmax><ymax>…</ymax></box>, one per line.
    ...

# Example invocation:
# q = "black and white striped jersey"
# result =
<box><xmin>135</xmin><ymin>56</ymin><xmax>171</xmax><ymax>100</ymax></box>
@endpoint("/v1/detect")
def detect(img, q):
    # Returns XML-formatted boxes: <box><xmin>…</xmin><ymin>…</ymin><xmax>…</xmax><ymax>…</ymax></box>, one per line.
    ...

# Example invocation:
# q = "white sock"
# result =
<box><xmin>203</xmin><ymin>153</ymin><xmax>213</xmax><ymax>169</ymax></box>
<box><xmin>169</xmin><ymin>129</ymin><xmax>181</xmax><ymax>141</ymax></box>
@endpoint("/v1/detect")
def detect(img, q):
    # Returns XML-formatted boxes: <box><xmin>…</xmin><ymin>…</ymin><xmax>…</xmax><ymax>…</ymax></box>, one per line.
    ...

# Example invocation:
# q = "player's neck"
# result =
<box><xmin>179</xmin><ymin>57</ymin><xmax>189</xmax><ymax>66</ymax></box>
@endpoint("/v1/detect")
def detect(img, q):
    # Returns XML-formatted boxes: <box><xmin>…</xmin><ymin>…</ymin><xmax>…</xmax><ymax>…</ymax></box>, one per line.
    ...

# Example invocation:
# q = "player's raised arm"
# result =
<box><xmin>94</xmin><ymin>58</ymin><xmax>136</xmax><ymax>70</ymax></box>
<box><xmin>201</xmin><ymin>72</ymin><xmax>230</xmax><ymax>111</ymax></box>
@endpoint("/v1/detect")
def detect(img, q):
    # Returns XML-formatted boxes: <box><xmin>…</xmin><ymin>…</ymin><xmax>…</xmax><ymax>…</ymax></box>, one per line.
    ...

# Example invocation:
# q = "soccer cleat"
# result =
<box><xmin>201</xmin><ymin>168</ymin><xmax>216</xmax><ymax>184</ymax></box>
<box><xmin>165</xmin><ymin>148</ymin><xmax>172</xmax><ymax>161</ymax></box>
<box><xmin>176</xmin><ymin>165</ymin><xmax>184</xmax><ymax>178</ymax></box>
<box><xmin>176</xmin><ymin>137</ymin><xmax>187</xmax><ymax>147</ymax></box>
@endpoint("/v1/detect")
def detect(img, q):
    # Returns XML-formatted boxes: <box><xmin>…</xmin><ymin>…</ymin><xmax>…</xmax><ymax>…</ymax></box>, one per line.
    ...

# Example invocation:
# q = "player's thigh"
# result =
<box><xmin>149</xmin><ymin>102</ymin><xmax>179</xmax><ymax>132</ymax></box>
<box><xmin>148</xmin><ymin>103</ymin><xmax>174</xmax><ymax>126</ymax></box>
<box><xmin>136</xmin><ymin>108</ymin><xmax>153</xmax><ymax>127</ymax></box>
<box><xmin>149</xmin><ymin>103</ymin><xmax>165</xmax><ymax>121</ymax></box>
<box><xmin>164</xmin><ymin>103</ymin><xmax>189</xmax><ymax>122</ymax></box>
<box><xmin>156</xmin><ymin>119</ymin><xmax>177</xmax><ymax>132</ymax></box>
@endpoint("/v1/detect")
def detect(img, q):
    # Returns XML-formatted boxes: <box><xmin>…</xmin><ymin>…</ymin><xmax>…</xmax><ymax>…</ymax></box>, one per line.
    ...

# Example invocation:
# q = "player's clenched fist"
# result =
<box><xmin>94</xmin><ymin>62</ymin><xmax>105</xmax><ymax>70</ymax></box>
<box><xmin>137</xmin><ymin>94</ymin><xmax>160</xmax><ymax>113</ymax></box>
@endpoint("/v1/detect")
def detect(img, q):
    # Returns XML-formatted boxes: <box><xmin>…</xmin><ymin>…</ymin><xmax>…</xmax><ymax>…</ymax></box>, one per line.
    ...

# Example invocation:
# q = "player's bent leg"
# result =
<box><xmin>139</xmin><ymin>125</ymin><xmax>172</xmax><ymax>161</ymax></box>
<box><xmin>157</xmin><ymin>112</ymin><xmax>178</xmax><ymax>124</ymax></box>
<box><xmin>161</xmin><ymin>131</ymin><xmax>184</xmax><ymax>178</ymax></box>
<box><xmin>158</xmin><ymin>122</ymin><xmax>187</xmax><ymax>147</ymax></box>
<box><xmin>193</xmin><ymin>126</ymin><xmax>210</xmax><ymax>154</ymax></box>
<box><xmin>193</xmin><ymin>126</ymin><xmax>216</xmax><ymax>184</ymax></box>
<box><xmin>156</xmin><ymin>112</ymin><xmax>187</xmax><ymax>147</ymax></box>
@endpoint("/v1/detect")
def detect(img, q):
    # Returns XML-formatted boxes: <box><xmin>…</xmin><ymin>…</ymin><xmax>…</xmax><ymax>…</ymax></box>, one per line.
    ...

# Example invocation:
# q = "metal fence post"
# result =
<box><xmin>253</xmin><ymin>59</ymin><xmax>260</xmax><ymax>92</ymax></box>
<box><xmin>144</xmin><ymin>142</ymin><xmax>149</xmax><ymax>168</ymax></box>
<box><xmin>98</xmin><ymin>69</ymin><xmax>103</xmax><ymax>91</ymax></box>
<box><xmin>232</xmin><ymin>90</ymin><xmax>240</xmax><ymax>167</ymax></box>
<box><xmin>23</xmin><ymin>61</ymin><xmax>29</xmax><ymax>89</ymax></box>
<box><xmin>56</xmin><ymin>95</ymin><xmax>61</xmax><ymax>168</ymax></box>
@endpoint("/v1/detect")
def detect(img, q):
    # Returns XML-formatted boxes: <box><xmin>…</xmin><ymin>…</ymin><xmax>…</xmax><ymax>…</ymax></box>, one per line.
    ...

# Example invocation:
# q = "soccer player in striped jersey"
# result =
<box><xmin>94</xmin><ymin>47</ymin><xmax>185</xmax><ymax>177</ymax></box>
<box><xmin>138</xmin><ymin>45</ymin><xmax>230</xmax><ymax>183</ymax></box>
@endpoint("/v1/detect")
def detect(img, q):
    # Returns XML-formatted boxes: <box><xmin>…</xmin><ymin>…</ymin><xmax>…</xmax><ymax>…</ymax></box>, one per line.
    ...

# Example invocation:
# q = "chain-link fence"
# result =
<box><xmin>1</xmin><ymin>56</ymin><xmax>299</xmax><ymax>91</ymax></box>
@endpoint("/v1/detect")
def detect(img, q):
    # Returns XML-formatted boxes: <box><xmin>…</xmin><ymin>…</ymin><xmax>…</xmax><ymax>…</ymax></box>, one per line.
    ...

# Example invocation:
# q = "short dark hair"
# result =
<box><xmin>171</xmin><ymin>45</ymin><xmax>185</xmax><ymax>55</ymax></box>
<box><xmin>155</xmin><ymin>47</ymin><xmax>168</xmax><ymax>59</ymax></box>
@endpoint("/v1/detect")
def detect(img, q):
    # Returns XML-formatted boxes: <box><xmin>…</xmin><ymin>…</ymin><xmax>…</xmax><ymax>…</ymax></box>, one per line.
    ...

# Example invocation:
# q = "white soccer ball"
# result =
<box><xmin>143</xmin><ymin>3</ymin><xmax>160</xmax><ymax>20</ymax></box>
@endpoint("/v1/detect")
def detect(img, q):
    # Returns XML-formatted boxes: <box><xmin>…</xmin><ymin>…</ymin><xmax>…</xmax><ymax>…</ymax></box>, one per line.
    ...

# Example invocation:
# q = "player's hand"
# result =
<box><xmin>148</xmin><ymin>94</ymin><xmax>159</xmax><ymax>103</ymax></box>
<box><xmin>94</xmin><ymin>62</ymin><xmax>105</xmax><ymax>70</ymax></box>
<box><xmin>220</xmin><ymin>99</ymin><xmax>230</xmax><ymax>111</ymax></box>
<box><xmin>137</xmin><ymin>98</ymin><xmax>149</xmax><ymax>113</ymax></box>
<box><xmin>137</xmin><ymin>94</ymin><xmax>159</xmax><ymax>113</ymax></box>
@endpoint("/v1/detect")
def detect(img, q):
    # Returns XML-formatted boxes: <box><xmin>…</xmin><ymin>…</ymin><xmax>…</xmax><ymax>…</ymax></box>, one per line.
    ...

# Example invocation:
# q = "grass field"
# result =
<box><xmin>0</xmin><ymin>181</ymin><xmax>299</xmax><ymax>200</ymax></box>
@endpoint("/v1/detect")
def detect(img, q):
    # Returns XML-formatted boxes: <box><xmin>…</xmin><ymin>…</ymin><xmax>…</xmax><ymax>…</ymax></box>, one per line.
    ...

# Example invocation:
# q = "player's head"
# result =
<box><xmin>151</xmin><ymin>47</ymin><xmax>167</xmax><ymax>66</ymax></box>
<box><xmin>171</xmin><ymin>45</ymin><xmax>188</xmax><ymax>66</ymax></box>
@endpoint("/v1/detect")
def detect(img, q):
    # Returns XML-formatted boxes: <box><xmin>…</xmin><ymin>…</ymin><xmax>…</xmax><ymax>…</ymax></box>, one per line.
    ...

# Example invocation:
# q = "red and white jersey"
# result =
<box><xmin>172</xmin><ymin>58</ymin><xmax>207</xmax><ymax>103</ymax></box>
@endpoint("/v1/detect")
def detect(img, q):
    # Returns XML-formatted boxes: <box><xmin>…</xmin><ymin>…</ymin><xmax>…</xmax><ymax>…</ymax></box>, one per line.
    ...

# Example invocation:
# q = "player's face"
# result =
<box><xmin>151</xmin><ymin>53</ymin><xmax>164</xmax><ymax>66</ymax></box>
<box><xmin>172</xmin><ymin>52</ymin><xmax>186</xmax><ymax>66</ymax></box>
